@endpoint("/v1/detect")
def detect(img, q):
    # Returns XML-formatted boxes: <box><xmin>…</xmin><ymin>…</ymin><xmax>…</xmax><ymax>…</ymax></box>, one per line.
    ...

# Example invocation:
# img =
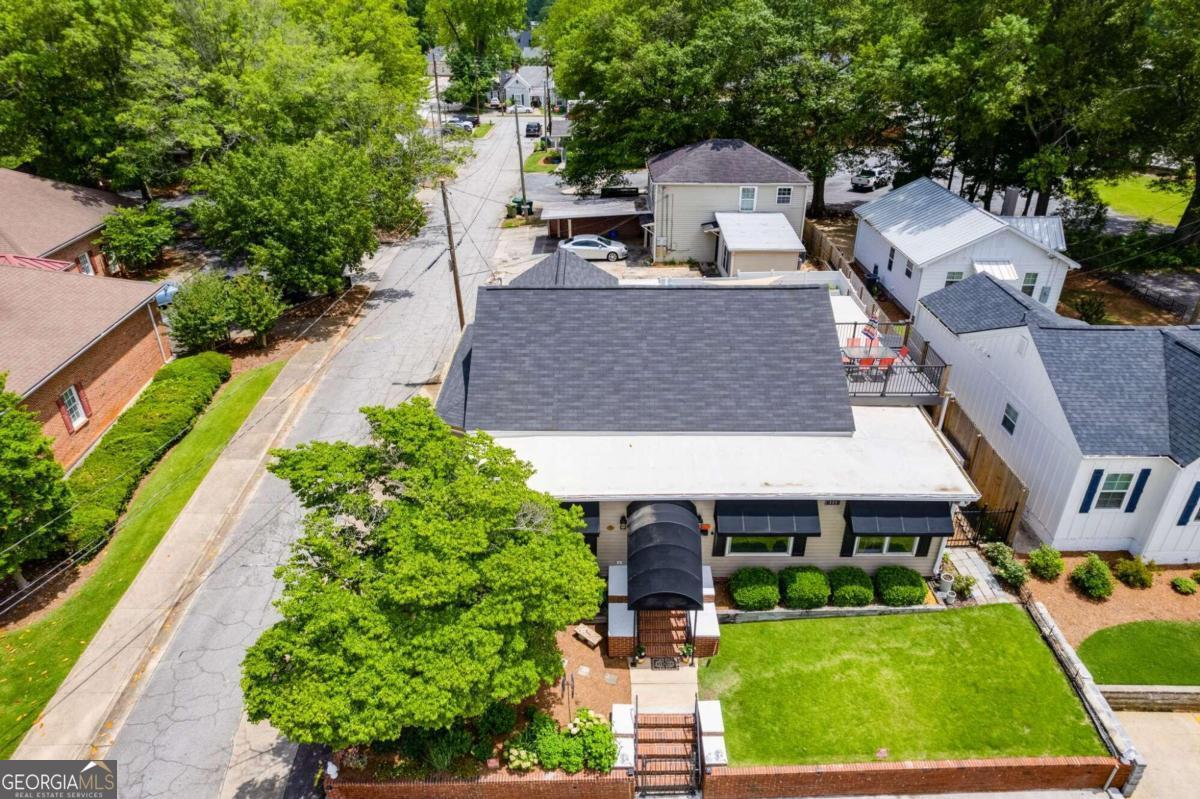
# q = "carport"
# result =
<box><xmin>540</xmin><ymin>198</ymin><xmax>647</xmax><ymax>240</ymax></box>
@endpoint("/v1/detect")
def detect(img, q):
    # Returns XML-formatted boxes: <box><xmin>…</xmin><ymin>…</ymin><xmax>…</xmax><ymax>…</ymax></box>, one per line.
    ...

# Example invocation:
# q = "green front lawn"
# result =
<box><xmin>698</xmin><ymin>605</ymin><xmax>1105</xmax><ymax>765</ymax></box>
<box><xmin>524</xmin><ymin>149</ymin><xmax>561</xmax><ymax>173</ymax></box>
<box><xmin>1078</xmin><ymin>621</ymin><xmax>1200</xmax><ymax>686</ymax></box>
<box><xmin>472</xmin><ymin>122</ymin><xmax>494</xmax><ymax>138</ymax></box>
<box><xmin>1093</xmin><ymin>175</ymin><xmax>1191</xmax><ymax>227</ymax></box>
<box><xmin>0</xmin><ymin>360</ymin><xmax>284</xmax><ymax>757</ymax></box>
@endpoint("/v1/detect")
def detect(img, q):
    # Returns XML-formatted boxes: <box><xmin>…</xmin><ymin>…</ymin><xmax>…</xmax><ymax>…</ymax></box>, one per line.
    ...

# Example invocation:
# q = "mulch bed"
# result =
<box><xmin>1021</xmin><ymin>552</ymin><xmax>1200</xmax><ymax>646</ymax></box>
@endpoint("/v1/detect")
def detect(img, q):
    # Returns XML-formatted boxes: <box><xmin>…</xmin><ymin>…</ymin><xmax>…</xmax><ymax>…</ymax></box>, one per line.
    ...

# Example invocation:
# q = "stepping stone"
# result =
<box><xmin>605</xmin><ymin>673</ymin><xmax>619</xmax><ymax>685</ymax></box>
<box><xmin>577</xmin><ymin>665</ymin><xmax>591</xmax><ymax>677</ymax></box>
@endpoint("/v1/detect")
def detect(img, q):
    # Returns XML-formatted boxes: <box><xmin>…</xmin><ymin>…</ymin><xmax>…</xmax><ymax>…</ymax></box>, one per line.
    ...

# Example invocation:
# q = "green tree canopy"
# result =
<box><xmin>99</xmin><ymin>202</ymin><xmax>176</xmax><ymax>274</ymax></box>
<box><xmin>188</xmin><ymin>136</ymin><xmax>378</xmax><ymax>296</ymax></box>
<box><xmin>0</xmin><ymin>374</ymin><xmax>72</xmax><ymax>584</ymax></box>
<box><xmin>242</xmin><ymin>399</ymin><xmax>604</xmax><ymax>749</ymax></box>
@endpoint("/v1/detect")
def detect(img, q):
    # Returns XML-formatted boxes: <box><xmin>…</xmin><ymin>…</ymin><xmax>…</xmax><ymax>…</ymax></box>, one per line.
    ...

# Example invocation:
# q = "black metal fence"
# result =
<box><xmin>949</xmin><ymin>503</ymin><xmax>1019</xmax><ymax>546</ymax></box>
<box><xmin>1108</xmin><ymin>272</ymin><xmax>1196</xmax><ymax>321</ymax></box>
<box><xmin>845</xmin><ymin>362</ymin><xmax>946</xmax><ymax>399</ymax></box>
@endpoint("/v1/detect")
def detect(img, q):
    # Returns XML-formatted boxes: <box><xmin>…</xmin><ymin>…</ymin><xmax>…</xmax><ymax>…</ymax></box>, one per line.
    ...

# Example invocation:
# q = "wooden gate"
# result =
<box><xmin>940</xmin><ymin>399</ymin><xmax>1029</xmax><ymax>543</ymax></box>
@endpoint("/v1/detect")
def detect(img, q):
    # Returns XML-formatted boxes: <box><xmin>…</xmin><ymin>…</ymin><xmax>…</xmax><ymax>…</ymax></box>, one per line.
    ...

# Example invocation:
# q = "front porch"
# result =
<box><xmin>606</xmin><ymin>564</ymin><xmax>721</xmax><ymax>663</ymax></box>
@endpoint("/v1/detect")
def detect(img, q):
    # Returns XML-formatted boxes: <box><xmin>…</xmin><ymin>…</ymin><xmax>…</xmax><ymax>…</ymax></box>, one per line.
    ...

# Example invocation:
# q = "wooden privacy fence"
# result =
<box><xmin>940</xmin><ymin>399</ymin><xmax>1029</xmax><ymax>542</ymax></box>
<box><xmin>803</xmin><ymin>220</ymin><xmax>891</xmax><ymax>323</ymax></box>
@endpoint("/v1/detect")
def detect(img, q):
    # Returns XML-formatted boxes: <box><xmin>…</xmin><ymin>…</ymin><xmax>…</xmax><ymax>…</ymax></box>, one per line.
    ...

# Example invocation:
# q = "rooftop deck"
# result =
<box><xmin>836</xmin><ymin>321</ymin><xmax>948</xmax><ymax>405</ymax></box>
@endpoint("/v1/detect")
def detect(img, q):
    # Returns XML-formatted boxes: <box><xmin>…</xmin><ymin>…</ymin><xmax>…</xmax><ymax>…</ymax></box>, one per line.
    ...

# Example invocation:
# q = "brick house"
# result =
<box><xmin>0</xmin><ymin>168</ymin><xmax>134</xmax><ymax>277</ymax></box>
<box><xmin>0</xmin><ymin>264</ymin><xmax>172</xmax><ymax>468</ymax></box>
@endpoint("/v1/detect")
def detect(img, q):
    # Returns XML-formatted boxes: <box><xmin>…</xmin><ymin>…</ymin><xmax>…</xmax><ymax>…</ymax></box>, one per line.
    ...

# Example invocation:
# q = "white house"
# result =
<box><xmin>500</xmin><ymin>65</ymin><xmax>557</xmax><ymax>107</ymax></box>
<box><xmin>439</xmin><ymin>254</ymin><xmax>978</xmax><ymax>662</ymax></box>
<box><xmin>853</xmin><ymin>178</ymin><xmax>1079</xmax><ymax>316</ymax></box>
<box><xmin>645</xmin><ymin>139</ymin><xmax>811</xmax><ymax>265</ymax></box>
<box><xmin>915</xmin><ymin>273</ymin><xmax>1200</xmax><ymax>563</ymax></box>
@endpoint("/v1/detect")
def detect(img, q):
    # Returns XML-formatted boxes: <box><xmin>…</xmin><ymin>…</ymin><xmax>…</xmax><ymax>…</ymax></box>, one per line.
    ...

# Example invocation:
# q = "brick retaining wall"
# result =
<box><xmin>327</xmin><ymin>770</ymin><xmax>634</xmax><ymax>799</ymax></box>
<box><xmin>703</xmin><ymin>756</ymin><xmax>1129</xmax><ymax>798</ymax></box>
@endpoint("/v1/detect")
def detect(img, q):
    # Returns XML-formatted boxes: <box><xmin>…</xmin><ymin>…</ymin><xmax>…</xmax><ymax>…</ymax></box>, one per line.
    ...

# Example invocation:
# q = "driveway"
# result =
<box><xmin>1117</xmin><ymin>711</ymin><xmax>1200</xmax><ymax>798</ymax></box>
<box><xmin>105</xmin><ymin>112</ymin><xmax>521</xmax><ymax>799</ymax></box>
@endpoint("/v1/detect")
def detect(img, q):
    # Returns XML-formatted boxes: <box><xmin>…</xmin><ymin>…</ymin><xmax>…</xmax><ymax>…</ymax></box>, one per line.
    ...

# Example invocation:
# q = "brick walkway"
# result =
<box><xmin>947</xmin><ymin>547</ymin><xmax>1016</xmax><ymax>605</ymax></box>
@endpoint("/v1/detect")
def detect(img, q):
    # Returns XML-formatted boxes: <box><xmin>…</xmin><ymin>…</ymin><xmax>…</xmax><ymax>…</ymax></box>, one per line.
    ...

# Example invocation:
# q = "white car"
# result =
<box><xmin>512</xmin><ymin>105</ymin><xmax>535</xmax><ymax>114</ymax></box>
<box><xmin>851</xmin><ymin>167</ymin><xmax>891</xmax><ymax>191</ymax></box>
<box><xmin>558</xmin><ymin>235</ymin><xmax>628</xmax><ymax>262</ymax></box>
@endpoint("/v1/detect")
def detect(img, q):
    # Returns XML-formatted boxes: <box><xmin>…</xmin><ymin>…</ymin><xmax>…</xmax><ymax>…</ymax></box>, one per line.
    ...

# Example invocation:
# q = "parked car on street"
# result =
<box><xmin>525</xmin><ymin>121</ymin><xmax>543</xmax><ymax>137</ymax></box>
<box><xmin>512</xmin><ymin>105</ymin><xmax>534</xmax><ymax>114</ymax></box>
<box><xmin>558</xmin><ymin>235</ymin><xmax>628</xmax><ymax>262</ymax></box>
<box><xmin>488</xmin><ymin>97</ymin><xmax>502</xmax><ymax>109</ymax></box>
<box><xmin>154</xmin><ymin>281</ymin><xmax>180</xmax><ymax>307</ymax></box>
<box><xmin>443</xmin><ymin>119</ymin><xmax>473</xmax><ymax>134</ymax></box>
<box><xmin>454</xmin><ymin>113</ymin><xmax>481</xmax><ymax>127</ymax></box>
<box><xmin>851</xmin><ymin>168</ymin><xmax>891</xmax><ymax>191</ymax></box>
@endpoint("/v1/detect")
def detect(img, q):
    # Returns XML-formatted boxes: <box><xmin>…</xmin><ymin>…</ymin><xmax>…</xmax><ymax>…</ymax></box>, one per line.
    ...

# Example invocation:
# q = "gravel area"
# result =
<box><xmin>1021</xmin><ymin>553</ymin><xmax>1200</xmax><ymax>646</ymax></box>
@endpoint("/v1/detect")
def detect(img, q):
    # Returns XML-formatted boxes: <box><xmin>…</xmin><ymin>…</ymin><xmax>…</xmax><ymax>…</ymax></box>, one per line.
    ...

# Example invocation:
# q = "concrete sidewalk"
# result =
<box><xmin>13</xmin><ymin>309</ymin><xmax>362</xmax><ymax>761</ymax></box>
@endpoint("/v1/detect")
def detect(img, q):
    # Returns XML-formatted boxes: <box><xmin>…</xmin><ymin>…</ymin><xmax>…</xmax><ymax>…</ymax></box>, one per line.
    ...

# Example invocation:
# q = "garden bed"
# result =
<box><xmin>1078</xmin><ymin>621</ymin><xmax>1200</xmax><ymax>685</ymax></box>
<box><xmin>1020</xmin><ymin>552</ymin><xmax>1200</xmax><ymax>646</ymax></box>
<box><xmin>697</xmin><ymin>605</ymin><xmax>1106</xmax><ymax>765</ymax></box>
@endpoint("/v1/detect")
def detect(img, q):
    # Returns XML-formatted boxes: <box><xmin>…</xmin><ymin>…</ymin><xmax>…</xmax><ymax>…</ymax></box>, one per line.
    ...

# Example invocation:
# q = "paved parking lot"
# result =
<box><xmin>1117</xmin><ymin>711</ymin><xmax>1200</xmax><ymax>798</ymax></box>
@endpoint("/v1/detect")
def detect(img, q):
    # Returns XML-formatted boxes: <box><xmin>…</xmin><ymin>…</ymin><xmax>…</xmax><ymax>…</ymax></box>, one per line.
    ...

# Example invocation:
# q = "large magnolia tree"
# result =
<box><xmin>241</xmin><ymin>399</ymin><xmax>604</xmax><ymax>749</ymax></box>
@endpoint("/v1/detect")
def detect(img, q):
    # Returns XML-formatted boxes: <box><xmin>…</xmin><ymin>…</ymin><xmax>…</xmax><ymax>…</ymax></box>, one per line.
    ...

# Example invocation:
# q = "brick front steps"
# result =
<box><xmin>636</xmin><ymin>712</ymin><xmax>696</xmax><ymax>794</ymax></box>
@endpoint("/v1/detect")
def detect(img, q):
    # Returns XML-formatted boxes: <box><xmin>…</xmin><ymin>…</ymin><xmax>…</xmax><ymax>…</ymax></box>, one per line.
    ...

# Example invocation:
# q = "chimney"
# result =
<box><xmin>1000</xmin><ymin>187</ymin><xmax>1020</xmax><ymax>216</ymax></box>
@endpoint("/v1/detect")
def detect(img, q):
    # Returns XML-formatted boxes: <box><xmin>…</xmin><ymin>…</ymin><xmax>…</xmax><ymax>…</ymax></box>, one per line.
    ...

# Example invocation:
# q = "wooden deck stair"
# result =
<box><xmin>635</xmin><ymin>712</ymin><xmax>696</xmax><ymax>795</ymax></box>
<box><xmin>637</xmin><ymin>610</ymin><xmax>688</xmax><ymax>658</ymax></box>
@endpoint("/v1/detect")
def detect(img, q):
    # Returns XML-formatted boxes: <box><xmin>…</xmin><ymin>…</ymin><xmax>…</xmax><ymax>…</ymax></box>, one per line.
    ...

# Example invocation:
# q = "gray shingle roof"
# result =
<box><xmin>436</xmin><ymin>285</ymin><xmax>854</xmax><ymax>434</ymax></box>
<box><xmin>508</xmin><ymin>250</ymin><xmax>619</xmax><ymax>287</ymax></box>
<box><xmin>919</xmin><ymin>273</ymin><xmax>1074</xmax><ymax>334</ymax></box>
<box><xmin>647</xmin><ymin>140</ymin><xmax>810</xmax><ymax>185</ymax></box>
<box><xmin>1164</xmin><ymin>328</ymin><xmax>1200</xmax><ymax>465</ymax></box>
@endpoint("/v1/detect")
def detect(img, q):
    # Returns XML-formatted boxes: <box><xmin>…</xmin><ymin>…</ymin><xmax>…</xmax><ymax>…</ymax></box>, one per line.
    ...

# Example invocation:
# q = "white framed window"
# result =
<box><xmin>886</xmin><ymin>247</ymin><xmax>895</xmax><ymax>271</ymax></box>
<box><xmin>1096</xmin><ymin>473</ymin><xmax>1134</xmax><ymax>510</ymax></box>
<box><xmin>1001</xmin><ymin>403</ymin><xmax>1019</xmax><ymax>434</ymax></box>
<box><xmin>739</xmin><ymin>186</ymin><xmax>757</xmax><ymax>212</ymax></box>
<box><xmin>853</xmin><ymin>535</ymin><xmax>918</xmax><ymax>555</ymax></box>
<box><xmin>726</xmin><ymin>535</ymin><xmax>792</xmax><ymax>556</ymax></box>
<box><xmin>77</xmin><ymin>252</ymin><xmax>95</xmax><ymax>275</ymax></box>
<box><xmin>61</xmin><ymin>385</ymin><xmax>88</xmax><ymax>428</ymax></box>
<box><xmin>1022</xmin><ymin>272</ymin><xmax>1038</xmax><ymax>296</ymax></box>
<box><xmin>1038</xmin><ymin>285</ymin><xmax>1051</xmax><ymax>304</ymax></box>
<box><xmin>945</xmin><ymin>271</ymin><xmax>964</xmax><ymax>287</ymax></box>
<box><xmin>776</xmin><ymin>186</ymin><xmax>792</xmax><ymax>205</ymax></box>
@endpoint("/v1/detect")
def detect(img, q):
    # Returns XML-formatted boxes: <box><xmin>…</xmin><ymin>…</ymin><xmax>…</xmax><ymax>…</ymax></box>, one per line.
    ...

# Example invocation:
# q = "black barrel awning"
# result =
<box><xmin>715</xmin><ymin>500</ymin><xmax>822</xmax><ymax>536</ymax></box>
<box><xmin>626</xmin><ymin>501</ymin><xmax>704</xmax><ymax>611</ymax></box>
<box><xmin>561</xmin><ymin>501</ymin><xmax>600</xmax><ymax>535</ymax></box>
<box><xmin>845</xmin><ymin>500</ymin><xmax>954</xmax><ymax>536</ymax></box>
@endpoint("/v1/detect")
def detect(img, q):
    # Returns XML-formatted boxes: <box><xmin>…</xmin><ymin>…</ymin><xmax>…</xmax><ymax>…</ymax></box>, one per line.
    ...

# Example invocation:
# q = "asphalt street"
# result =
<box><xmin>106</xmin><ymin>115</ymin><xmax>521</xmax><ymax>799</ymax></box>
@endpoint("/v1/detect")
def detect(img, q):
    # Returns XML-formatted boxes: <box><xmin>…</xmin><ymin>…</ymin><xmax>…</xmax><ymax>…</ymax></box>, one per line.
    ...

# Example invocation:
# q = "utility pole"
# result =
<box><xmin>544</xmin><ymin>62</ymin><xmax>552</xmax><ymax>136</ymax></box>
<box><xmin>513</xmin><ymin>107</ymin><xmax>528</xmax><ymax>214</ymax></box>
<box><xmin>440</xmin><ymin>180</ymin><xmax>466</xmax><ymax>330</ymax></box>
<box><xmin>430</xmin><ymin>50</ymin><xmax>444</xmax><ymax>150</ymax></box>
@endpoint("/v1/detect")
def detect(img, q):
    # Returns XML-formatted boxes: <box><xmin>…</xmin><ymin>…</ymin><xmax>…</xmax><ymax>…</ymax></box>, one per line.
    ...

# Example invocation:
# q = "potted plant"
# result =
<box><xmin>679</xmin><ymin>643</ymin><xmax>695</xmax><ymax>665</ymax></box>
<box><xmin>631</xmin><ymin>645</ymin><xmax>645</xmax><ymax>666</ymax></box>
<box><xmin>944</xmin><ymin>589</ymin><xmax>957</xmax><ymax>606</ymax></box>
<box><xmin>938</xmin><ymin>570</ymin><xmax>954</xmax><ymax>594</ymax></box>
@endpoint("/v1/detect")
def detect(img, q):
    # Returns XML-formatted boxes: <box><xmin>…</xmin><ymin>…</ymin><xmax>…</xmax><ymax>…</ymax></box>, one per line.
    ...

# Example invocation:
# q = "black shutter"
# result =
<box><xmin>792</xmin><ymin>537</ymin><xmax>807</xmax><ymax>557</ymax></box>
<box><xmin>839</xmin><ymin>527</ymin><xmax>855</xmax><ymax>557</ymax></box>
<box><xmin>711</xmin><ymin>534</ymin><xmax>725</xmax><ymax>557</ymax></box>
<box><xmin>915</xmin><ymin>537</ymin><xmax>932</xmax><ymax>557</ymax></box>
<box><xmin>1125</xmin><ymin>469</ymin><xmax>1151</xmax><ymax>513</ymax></box>
<box><xmin>1079</xmin><ymin>469</ymin><xmax>1104</xmax><ymax>513</ymax></box>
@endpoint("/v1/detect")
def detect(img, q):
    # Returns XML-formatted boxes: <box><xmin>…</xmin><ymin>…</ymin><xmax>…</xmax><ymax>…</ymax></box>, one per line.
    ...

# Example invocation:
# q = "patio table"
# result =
<box><xmin>842</xmin><ymin>343</ymin><xmax>896</xmax><ymax>361</ymax></box>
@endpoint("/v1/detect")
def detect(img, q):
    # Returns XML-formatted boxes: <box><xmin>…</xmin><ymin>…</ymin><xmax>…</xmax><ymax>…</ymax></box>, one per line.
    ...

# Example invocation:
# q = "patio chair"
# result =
<box><xmin>896</xmin><ymin>346</ymin><xmax>910</xmax><ymax>361</ymax></box>
<box><xmin>857</xmin><ymin>357</ymin><xmax>876</xmax><ymax>381</ymax></box>
<box><xmin>876</xmin><ymin>357</ymin><xmax>896</xmax><ymax>379</ymax></box>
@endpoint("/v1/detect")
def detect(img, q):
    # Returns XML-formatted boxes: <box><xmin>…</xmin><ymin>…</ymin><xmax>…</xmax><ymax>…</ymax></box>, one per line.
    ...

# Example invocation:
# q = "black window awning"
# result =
<box><xmin>626</xmin><ymin>501</ymin><xmax>704</xmax><ymax>611</ymax></box>
<box><xmin>561</xmin><ymin>501</ymin><xmax>600</xmax><ymax>535</ymax></box>
<box><xmin>715</xmin><ymin>500</ymin><xmax>822</xmax><ymax>536</ymax></box>
<box><xmin>845</xmin><ymin>501</ymin><xmax>954</xmax><ymax>537</ymax></box>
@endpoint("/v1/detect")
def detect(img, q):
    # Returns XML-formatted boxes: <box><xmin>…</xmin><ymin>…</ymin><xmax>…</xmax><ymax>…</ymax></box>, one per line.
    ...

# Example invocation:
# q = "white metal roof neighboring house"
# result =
<box><xmin>999</xmin><ymin>215</ymin><xmax>1068</xmax><ymax>251</ymax></box>
<box><xmin>854</xmin><ymin>177</ymin><xmax>1008</xmax><ymax>265</ymax></box>
<box><xmin>712</xmin><ymin>212</ymin><xmax>803</xmax><ymax>252</ymax></box>
<box><xmin>972</xmin><ymin>260</ymin><xmax>1019</xmax><ymax>281</ymax></box>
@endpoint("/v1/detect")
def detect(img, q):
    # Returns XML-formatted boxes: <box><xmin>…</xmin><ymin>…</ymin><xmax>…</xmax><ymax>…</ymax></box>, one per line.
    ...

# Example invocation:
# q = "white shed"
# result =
<box><xmin>710</xmin><ymin>212</ymin><xmax>804</xmax><ymax>275</ymax></box>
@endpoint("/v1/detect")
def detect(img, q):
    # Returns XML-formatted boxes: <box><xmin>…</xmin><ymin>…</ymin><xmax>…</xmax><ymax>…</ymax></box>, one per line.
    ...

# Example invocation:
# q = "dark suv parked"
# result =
<box><xmin>525</xmin><ymin>121</ymin><xmax>542</xmax><ymax>137</ymax></box>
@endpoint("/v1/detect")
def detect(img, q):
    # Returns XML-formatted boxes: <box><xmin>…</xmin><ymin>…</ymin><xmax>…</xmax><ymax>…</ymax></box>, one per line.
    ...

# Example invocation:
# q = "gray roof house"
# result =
<box><xmin>915</xmin><ymin>272</ymin><xmax>1200</xmax><ymax>562</ymax></box>
<box><xmin>436</xmin><ymin>264</ymin><xmax>977</xmax><ymax>678</ymax></box>
<box><xmin>853</xmin><ymin>178</ymin><xmax>1079</xmax><ymax>316</ymax></box>
<box><xmin>644</xmin><ymin>140</ymin><xmax>812</xmax><ymax>273</ymax></box>
<box><xmin>500</xmin><ymin>65</ymin><xmax>557</xmax><ymax>106</ymax></box>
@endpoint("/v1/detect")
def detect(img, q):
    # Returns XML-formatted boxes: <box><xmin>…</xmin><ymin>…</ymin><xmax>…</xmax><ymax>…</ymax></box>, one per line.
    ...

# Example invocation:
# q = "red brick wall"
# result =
<box><xmin>327</xmin><ymin>771</ymin><xmax>635</xmax><ymax>799</ymax></box>
<box><xmin>703</xmin><ymin>757</ymin><xmax>1127</xmax><ymax>798</ymax></box>
<box><xmin>608</xmin><ymin>636</ymin><xmax>635</xmax><ymax>657</ymax></box>
<box><xmin>694</xmin><ymin>636</ymin><xmax>719</xmax><ymax>658</ymax></box>
<box><xmin>46</xmin><ymin>233</ymin><xmax>116</xmax><ymax>276</ymax></box>
<box><xmin>25</xmin><ymin>304</ymin><xmax>171</xmax><ymax>468</ymax></box>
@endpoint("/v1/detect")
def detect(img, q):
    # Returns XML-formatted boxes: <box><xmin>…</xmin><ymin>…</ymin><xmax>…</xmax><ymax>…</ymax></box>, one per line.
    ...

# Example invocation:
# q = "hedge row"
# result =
<box><xmin>65</xmin><ymin>352</ymin><xmax>232</xmax><ymax>550</ymax></box>
<box><xmin>729</xmin><ymin>564</ymin><xmax>929</xmax><ymax>610</ymax></box>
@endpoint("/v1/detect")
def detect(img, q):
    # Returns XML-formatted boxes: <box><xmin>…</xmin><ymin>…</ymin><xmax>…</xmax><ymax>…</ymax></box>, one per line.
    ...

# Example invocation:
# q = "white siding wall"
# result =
<box><xmin>591</xmin><ymin>499</ymin><xmax>941</xmax><ymax>578</ymax></box>
<box><xmin>653</xmin><ymin>182</ymin><xmax>809</xmax><ymax>263</ymax></box>
<box><xmin>852</xmin><ymin>221</ymin><xmax>920</xmax><ymax>314</ymax></box>
<box><xmin>1055</xmin><ymin>458</ymin><xmax>1179</xmax><ymax>553</ymax></box>
<box><xmin>913</xmin><ymin>309</ymin><xmax>1081</xmax><ymax>540</ymax></box>
<box><xmin>1143</xmin><ymin>459</ymin><xmax>1200</xmax><ymax>564</ymax></box>
<box><xmin>730</xmin><ymin>250</ymin><xmax>801</xmax><ymax>274</ymax></box>
<box><xmin>919</xmin><ymin>229</ymin><xmax>1071</xmax><ymax>310</ymax></box>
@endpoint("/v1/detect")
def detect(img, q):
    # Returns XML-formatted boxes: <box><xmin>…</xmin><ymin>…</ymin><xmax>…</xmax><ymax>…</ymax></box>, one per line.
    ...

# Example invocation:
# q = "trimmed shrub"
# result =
<box><xmin>952</xmin><ymin>573</ymin><xmax>976</xmax><ymax>599</ymax></box>
<box><xmin>981</xmin><ymin>541</ymin><xmax>1014</xmax><ymax>565</ymax></box>
<box><xmin>874</xmin><ymin>565</ymin><xmax>926</xmax><ymax>606</ymax></box>
<box><xmin>1027</xmin><ymin>544</ymin><xmax>1064</xmax><ymax>581</ymax></box>
<box><xmin>828</xmin><ymin>566</ymin><xmax>873</xmax><ymax>607</ymax></box>
<box><xmin>559</xmin><ymin>734</ymin><xmax>585</xmax><ymax>774</ymax></box>
<box><xmin>533</xmin><ymin>727</ymin><xmax>564</xmax><ymax>770</ymax></box>
<box><xmin>729</xmin><ymin>567</ymin><xmax>780</xmax><ymax>610</ymax></box>
<box><xmin>65</xmin><ymin>352</ymin><xmax>231</xmax><ymax>550</ymax></box>
<box><xmin>779</xmin><ymin>566</ymin><xmax>829</xmax><ymax>609</ymax></box>
<box><xmin>1113</xmin><ymin>556</ymin><xmax>1155</xmax><ymax>589</ymax></box>
<box><xmin>1071</xmin><ymin>554</ymin><xmax>1114</xmax><ymax>600</ymax></box>
<box><xmin>980</xmin><ymin>541</ymin><xmax>1029</xmax><ymax>587</ymax></box>
<box><xmin>477</xmin><ymin>703</ymin><xmax>518</xmax><ymax>738</ymax></box>
<box><xmin>1172</xmin><ymin>577</ymin><xmax>1198</xmax><ymax>596</ymax></box>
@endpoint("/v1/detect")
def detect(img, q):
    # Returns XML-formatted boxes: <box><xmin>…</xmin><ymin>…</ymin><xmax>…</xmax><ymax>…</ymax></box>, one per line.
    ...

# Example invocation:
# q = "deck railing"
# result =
<box><xmin>844</xmin><ymin>362</ymin><xmax>946</xmax><ymax>399</ymax></box>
